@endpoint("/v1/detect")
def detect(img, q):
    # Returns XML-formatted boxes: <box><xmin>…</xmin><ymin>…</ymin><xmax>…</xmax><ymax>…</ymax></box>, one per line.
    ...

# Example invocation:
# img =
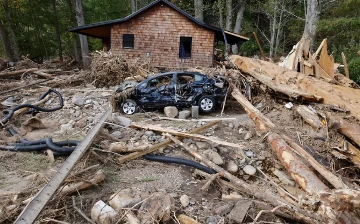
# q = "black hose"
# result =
<box><xmin>3</xmin><ymin>127</ymin><xmax>79</xmax><ymax>156</ymax></box>
<box><xmin>142</xmin><ymin>154</ymin><xmax>216</xmax><ymax>174</ymax></box>
<box><xmin>1</xmin><ymin>89</ymin><xmax>64</xmax><ymax>125</ymax></box>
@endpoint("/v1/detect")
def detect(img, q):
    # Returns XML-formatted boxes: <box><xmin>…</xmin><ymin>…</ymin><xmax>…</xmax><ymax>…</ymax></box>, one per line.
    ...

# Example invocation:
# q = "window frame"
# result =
<box><xmin>123</xmin><ymin>34</ymin><xmax>134</xmax><ymax>49</ymax></box>
<box><xmin>179</xmin><ymin>36</ymin><xmax>192</xmax><ymax>59</ymax></box>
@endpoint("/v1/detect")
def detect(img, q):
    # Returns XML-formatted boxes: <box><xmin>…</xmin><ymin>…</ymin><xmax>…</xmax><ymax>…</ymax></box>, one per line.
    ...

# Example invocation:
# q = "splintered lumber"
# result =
<box><xmin>229</xmin><ymin>55</ymin><xmax>360</xmax><ymax>121</ymax></box>
<box><xmin>318</xmin><ymin>39</ymin><xmax>335</xmax><ymax>78</ymax></box>
<box><xmin>267</xmin><ymin>132</ymin><xmax>329</xmax><ymax>194</ymax></box>
<box><xmin>327</xmin><ymin>114</ymin><xmax>360</xmax><ymax>147</ymax></box>
<box><xmin>308</xmin><ymin>56</ymin><xmax>333</xmax><ymax>80</ymax></box>
<box><xmin>118</xmin><ymin>121</ymin><xmax>220</xmax><ymax>164</ymax></box>
<box><xmin>296</xmin><ymin>105</ymin><xmax>325</xmax><ymax>130</ymax></box>
<box><xmin>253</xmin><ymin>32</ymin><xmax>265</xmax><ymax>59</ymax></box>
<box><xmin>0</xmin><ymin>68</ymin><xmax>38</xmax><ymax>78</ymax></box>
<box><xmin>313</xmin><ymin>39</ymin><xmax>326</xmax><ymax>59</ymax></box>
<box><xmin>60</xmin><ymin>170</ymin><xmax>105</xmax><ymax>195</ymax></box>
<box><xmin>15</xmin><ymin>109</ymin><xmax>111</xmax><ymax>224</ymax></box>
<box><xmin>167</xmin><ymin>134</ymin><xmax>318</xmax><ymax>224</ymax></box>
<box><xmin>130</xmin><ymin>122</ymin><xmax>246</xmax><ymax>157</ymax></box>
<box><xmin>231</xmin><ymin>85</ymin><xmax>276</xmax><ymax>131</ymax></box>
<box><xmin>281</xmin><ymin>134</ymin><xmax>347</xmax><ymax>189</ymax></box>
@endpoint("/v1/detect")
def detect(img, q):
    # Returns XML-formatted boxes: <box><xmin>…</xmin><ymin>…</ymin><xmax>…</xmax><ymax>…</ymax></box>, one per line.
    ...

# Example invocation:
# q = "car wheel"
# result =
<box><xmin>121</xmin><ymin>99</ymin><xmax>138</xmax><ymax>115</ymax></box>
<box><xmin>198</xmin><ymin>95</ymin><xmax>215</xmax><ymax>113</ymax></box>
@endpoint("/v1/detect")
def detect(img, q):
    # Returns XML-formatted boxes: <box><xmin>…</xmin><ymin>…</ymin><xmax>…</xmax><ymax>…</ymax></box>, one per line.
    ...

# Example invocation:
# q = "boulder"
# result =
<box><xmin>179</xmin><ymin>110</ymin><xmax>191</xmax><ymax>119</ymax></box>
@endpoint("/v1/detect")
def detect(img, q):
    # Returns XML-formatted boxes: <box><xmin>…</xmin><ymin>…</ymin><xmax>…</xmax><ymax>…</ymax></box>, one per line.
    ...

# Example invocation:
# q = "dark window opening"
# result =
<box><xmin>123</xmin><ymin>34</ymin><xmax>134</xmax><ymax>49</ymax></box>
<box><xmin>179</xmin><ymin>37</ymin><xmax>192</xmax><ymax>58</ymax></box>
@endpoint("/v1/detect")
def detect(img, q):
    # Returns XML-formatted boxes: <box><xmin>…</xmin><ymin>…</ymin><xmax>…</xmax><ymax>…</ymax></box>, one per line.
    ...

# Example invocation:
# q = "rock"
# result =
<box><xmin>203</xmin><ymin>149</ymin><xmax>224</xmax><ymax>165</ymax></box>
<box><xmin>227</xmin><ymin>160</ymin><xmax>238</xmax><ymax>173</ymax></box>
<box><xmin>206</xmin><ymin>215</ymin><xmax>222</xmax><ymax>224</ymax></box>
<box><xmin>1</xmin><ymin>97</ymin><xmax>15</xmax><ymax>107</ymax></box>
<box><xmin>180</xmin><ymin>194</ymin><xmax>190</xmax><ymax>207</ymax></box>
<box><xmin>110</xmin><ymin>131</ymin><xmax>123</xmax><ymax>139</ymax></box>
<box><xmin>145</xmin><ymin>131</ymin><xmax>155</xmax><ymax>137</ymax></box>
<box><xmin>273</xmin><ymin>169</ymin><xmax>295</xmax><ymax>186</ymax></box>
<box><xmin>177</xmin><ymin>214</ymin><xmax>201</xmax><ymax>224</ymax></box>
<box><xmin>109</xmin><ymin>191</ymin><xmax>142</xmax><ymax>211</ymax></box>
<box><xmin>243</xmin><ymin>165</ymin><xmax>256</xmax><ymax>175</ymax></box>
<box><xmin>227</xmin><ymin>199</ymin><xmax>253</xmax><ymax>223</ymax></box>
<box><xmin>214</xmin><ymin>204</ymin><xmax>234</xmax><ymax>215</ymax></box>
<box><xmin>75</xmin><ymin>117</ymin><xmax>87</xmax><ymax>128</ymax></box>
<box><xmin>56</xmin><ymin>120</ymin><xmax>75</xmax><ymax>134</ymax></box>
<box><xmin>195</xmin><ymin>141</ymin><xmax>209</xmax><ymax>150</ymax></box>
<box><xmin>179</xmin><ymin>110</ymin><xmax>191</xmax><ymax>119</ymax></box>
<box><xmin>245</xmin><ymin>151</ymin><xmax>254</xmax><ymax>158</ymax></box>
<box><xmin>72</xmin><ymin>97</ymin><xmax>85</xmax><ymax>106</ymax></box>
<box><xmin>91</xmin><ymin>200</ymin><xmax>117</xmax><ymax>224</ymax></box>
<box><xmin>138</xmin><ymin>192</ymin><xmax>175</xmax><ymax>224</ymax></box>
<box><xmin>111</xmin><ymin>114</ymin><xmax>132</xmax><ymax>127</ymax></box>
<box><xmin>164</xmin><ymin>106</ymin><xmax>178</xmax><ymax>118</ymax></box>
<box><xmin>244</xmin><ymin>132</ymin><xmax>253</xmax><ymax>140</ymax></box>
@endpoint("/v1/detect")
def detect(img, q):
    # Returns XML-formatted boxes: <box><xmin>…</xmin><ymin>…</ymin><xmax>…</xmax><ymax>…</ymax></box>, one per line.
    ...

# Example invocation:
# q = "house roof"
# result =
<box><xmin>69</xmin><ymin>0</ymin><xmax>249</xmax><ymax>45</ymax></box>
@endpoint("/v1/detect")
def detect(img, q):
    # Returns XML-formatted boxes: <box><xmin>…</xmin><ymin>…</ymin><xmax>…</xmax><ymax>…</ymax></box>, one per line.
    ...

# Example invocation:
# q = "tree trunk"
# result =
<box><xmin>231</xmin><ymin>1</ymin><xmax>245</xmax><ymax>54</ymax></box>
<box><xmin>3</xmin><ymin>0</ymin><xmax>20</xmax><ymax>61</ymax></box>
<box><xmin>225</xmin><ymin>0</ymin><xmax>232</xmax><ymax>31</ymax></box>
<box><xmin>269</xmin><ymin>1</ymin><xmax>278</xmax><ymax>58</ymax></box>
<box><xmin>217</xmin><ymin>0</ymin><xmax>224</xmax><ymax>28</ymax></box>
<box><xmin>194</xmin><ymin>0</ymin><xmax>203</xmax><ymax>22</ymax></box>
<box><xmin>75</xmin><ymin>0</ymin><xmax>91</xmax><ymax>69</ymax></box>
<box><xmin>52</xmin><ymin>0</ymin><xmax>63</xmax><ymax>61</ymax></box>
<box><xmin>66</xmin><ymin>0</ymin><xmax>80</xmax><ymax>62</ymax></box>
<box><xmin>274</xmin><ymin>1</ymin><xmax>284</xmax><ymax>56</ymax></box>
<box><xmin>304</xmin><ymin>0</ymin><xmax>320</xmax><ymax>50</ymax></box>
<box><xmin>129</xmin><ymin>0</ymin><xmax>136</xmax><ymax>13</ymax></box>
<box><xmin>0</xmin><ymin>19</ymin><xmax>14</xmax><ymax>61</ymax></box>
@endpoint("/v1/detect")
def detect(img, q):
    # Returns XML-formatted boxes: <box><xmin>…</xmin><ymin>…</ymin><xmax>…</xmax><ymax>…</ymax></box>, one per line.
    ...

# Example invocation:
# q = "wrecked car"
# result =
<box><xmin>116</xmin><ymin>71</ymin><xmax>229</xmax><ymax>115</ymax></box>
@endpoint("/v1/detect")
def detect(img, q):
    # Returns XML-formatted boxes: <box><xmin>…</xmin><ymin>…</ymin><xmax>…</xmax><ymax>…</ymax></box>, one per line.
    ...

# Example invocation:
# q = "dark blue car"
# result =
<box><xmin>116</xmin><ymin>71</ymin><xmax>229</xmax><ymax>115</ymax></box>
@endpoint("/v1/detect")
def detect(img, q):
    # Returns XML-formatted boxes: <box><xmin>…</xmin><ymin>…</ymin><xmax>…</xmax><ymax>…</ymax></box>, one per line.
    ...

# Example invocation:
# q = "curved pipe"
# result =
<box><xmin>142</xmin><ymin>154</ymin><xmax>216</xmax><ymax>174</ymax></box>
<box><xmin>2</xmin><ymin>89</ymin><xmax>64</xmax><ymax>125</ymax></box>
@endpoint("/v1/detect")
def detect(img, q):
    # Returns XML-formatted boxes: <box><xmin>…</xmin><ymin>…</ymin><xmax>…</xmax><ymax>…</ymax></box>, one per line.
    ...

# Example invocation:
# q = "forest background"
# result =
<box><xmin>0</xmin><ymin>0</ymin><xmax>359</xmax><ymax>82</ymax></box>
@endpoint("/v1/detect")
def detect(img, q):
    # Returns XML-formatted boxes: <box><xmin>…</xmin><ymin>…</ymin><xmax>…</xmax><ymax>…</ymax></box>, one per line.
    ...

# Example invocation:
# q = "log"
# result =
<box><xmin>233</xmin><ymin>65</ymin><xmax>324</xmax><ymax>102</ymax></box>
<box><xmin>229</xmin><ymin>55</ymin><xmax>360</xmax><ymax>121</ymax></box>
<box><xmin>118</xmin><ymin>121</ymin><xmax>220</xmax><ymax>164</ymax></box>
<box><xmin>0</xmin><ymin>68</ymin><xmax>38</xmax><ymax>78</ymax></box>
<box><xmin>231</xmin><ymin>84</ymin><xmax>276</xmax><ymax>131</ymax></box>
<box><xmin>281</xmin><ymin>134</ymin><xmax>347</xmax><ymax>189</ymax></box>
<box><xmin>295</xmin><ymin>105</ymin><xmax>324</xmax><ymax>130</ymax></box>
<box><xmin>327</xmin><ymin>113</ymin><xmax>360</xmax><ymax>147</ymax></box>
<box><xmin>60</xmin><ymin>170</ymin><xmax>105</xmax><ymax>195</ymax></box>
<box><xmin>267</xmin><ymin>132</ymin><xmax>329</xmax><ymax>194</ymax></box>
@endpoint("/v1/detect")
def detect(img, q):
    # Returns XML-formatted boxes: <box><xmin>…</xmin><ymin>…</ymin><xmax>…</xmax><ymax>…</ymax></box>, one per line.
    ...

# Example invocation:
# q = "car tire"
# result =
<box><xmin>198</xmin><ymin>95</ymin><xmax>215</xmax><ymax>113</ymax></box>
<box><xmin>121</xmin><ymin>99</ymin><xmax>138</xmax><ymax>115</ymax></box>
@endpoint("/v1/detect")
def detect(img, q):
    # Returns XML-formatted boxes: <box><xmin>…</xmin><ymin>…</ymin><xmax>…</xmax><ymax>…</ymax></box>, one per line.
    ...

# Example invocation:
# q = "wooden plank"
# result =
<box><xmin>313</xmin><ymin>38</ymin><xmax>326</xmax><ymax>59</ymax></box>
<box><xmin>118</xmin><ymin>121</ymin><xmax>220</xmax><ymax>164</ymax></box>
<box><xmin>303</xmin><ymin>38</ymin><xmax>311</xmax><ymax>59</ymax></box>
<box><xmin>308</xmin><ymin>55</ymin><xmax>332</xmax><ymax>80</ymax></box>
<box><xmin>15</xmin><ymin>109</ymin><xmax>111</xmax><ymax>224</ymax></box>
<box><xmin>130</xmin><ymin>122</ymin><xmax>246</xmax><ymax>157</ymax></box>
<box><xmin>341</xmin><ymin>52</ymin><xmax>350</xmax><ymax>78</ymax></box>
<box><xmin>0</xmin><ymin>68</ymin><xmax>38</xmax><ymax>78</ymax></box>
<box><xmin>318</xmin><ymin>39</ymin><xmax>334</xmax><ymax>78</ymax></box>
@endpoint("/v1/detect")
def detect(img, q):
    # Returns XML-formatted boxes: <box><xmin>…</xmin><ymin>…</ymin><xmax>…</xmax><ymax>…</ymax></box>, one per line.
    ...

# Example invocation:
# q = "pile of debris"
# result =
<box><xmin>1</xmin><ymin>45</ymin><xmax>360</xmax><ymax>224</ymax></box>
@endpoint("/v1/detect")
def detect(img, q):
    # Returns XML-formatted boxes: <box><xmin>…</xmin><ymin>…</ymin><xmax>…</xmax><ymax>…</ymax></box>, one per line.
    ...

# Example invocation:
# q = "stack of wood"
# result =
<box><xmin>279</xmin><ymin>37</ymin><xmax>357</xmax><ymax>88</ymax></box>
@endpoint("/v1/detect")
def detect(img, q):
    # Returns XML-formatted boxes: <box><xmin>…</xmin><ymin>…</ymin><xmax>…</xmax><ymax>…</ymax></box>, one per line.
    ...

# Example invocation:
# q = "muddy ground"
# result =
<box><xmin>0</xmin><ymin>70</ymin><xmax>359</xmax><ymax>224</ymax></box>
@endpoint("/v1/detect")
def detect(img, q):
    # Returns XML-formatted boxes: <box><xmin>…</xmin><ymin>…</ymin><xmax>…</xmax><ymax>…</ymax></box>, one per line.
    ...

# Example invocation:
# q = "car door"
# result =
<box><xmin>137</xmin><ymin>74</ymin><xmax>174</xmax><ymax>108</ymax></box>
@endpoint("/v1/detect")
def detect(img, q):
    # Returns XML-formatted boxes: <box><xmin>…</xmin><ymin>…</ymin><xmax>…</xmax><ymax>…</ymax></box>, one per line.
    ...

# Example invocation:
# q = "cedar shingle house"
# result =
<box><xmin>69</xmin><ymin>0</ymin><xmax>248</xmax><ymax>68</ymax></box>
